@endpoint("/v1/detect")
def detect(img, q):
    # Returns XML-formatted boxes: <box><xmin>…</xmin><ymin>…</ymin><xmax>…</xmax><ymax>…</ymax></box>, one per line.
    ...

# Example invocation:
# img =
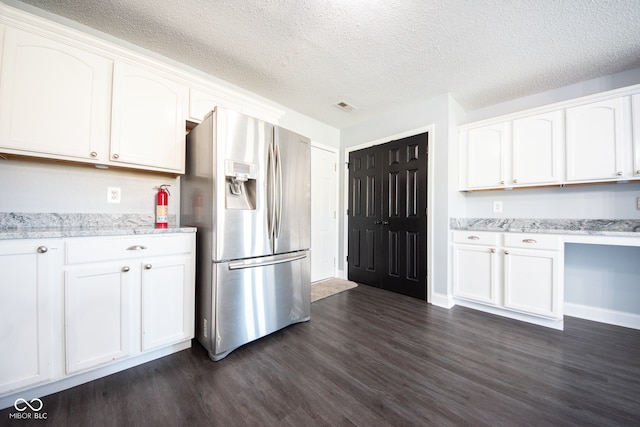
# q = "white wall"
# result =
<box><xmin>0</xmin><ymin>160</ymin><xmax>180</xmax><ymax>218</ymax></box>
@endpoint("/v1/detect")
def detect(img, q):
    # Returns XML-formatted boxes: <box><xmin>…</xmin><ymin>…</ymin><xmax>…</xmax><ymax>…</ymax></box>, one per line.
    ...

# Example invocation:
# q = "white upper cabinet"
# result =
<box><xmin>460</xmin><ymin>111</ymin><xmax>563</xmax><ymax>190</ymax></box>
<box><xmin>0</xmin><ymin>27</ymin><xmax>112</xmax><ymax>162</ymax></box>
<box><xmin>460</xmin><ymin>122</ymin><xmax>510</xmax><ymax>190</ymax></box>
<box><xmin>632</xmin><ymin>94</ymin><xmax>640</xmax><ymax>177</ymax></box>
<box><xmin>512</xmin><ymin>110</ymin><xmax>564</xmax><ymax>186</ymax></box>
<box><xmin>565</xmin><ymin>97</ymin><xmax>633</xmax><ymax>182</ymax></box>
<box><xmin>110</xmin><ymin>61</ymin><xmax>188</xmax><ymax>173</ymax></box>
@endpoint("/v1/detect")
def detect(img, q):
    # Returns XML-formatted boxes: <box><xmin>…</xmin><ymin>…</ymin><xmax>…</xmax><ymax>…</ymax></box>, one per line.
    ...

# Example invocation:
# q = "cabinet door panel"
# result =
<box><xmin>0</xmin><ymin>243</ymin><xmax>53</xmax><ymax>393</ymax></box>
<box><xmin>512</xmin><ymin>111</ymin><xmax>563</xmax><ymax>186</ymax></box>
<box><xmin>65</xmin><ymin>265</ymin><xmax>132</xmax><ymax>374</ymax></box>
<box><xmin>463</xmin><ymin>122</ymin><xmax>510</xmax><ymax>189</ymax></box>
<box><xmin>566</xmin><ymin>97</ymin><xmax>631</xmax><ymax>182</ymax></box>
<box><xmin>452</xmin><ymin>244</ymin><xmax>498</xmax><ymax>305</ymax></box>
<box><xmin>140</xmin><ymin>256</ymin><xmax>194</xmax><ymax>351</ymax></box>
<box><xmin>503</xmin><ymin>249</ymin><xmax>561</xmax><ymax>318</ymax></box>
<box><xmin>110</xmin><ymin>62</ymin><xmax>187</xmax><ymax>172</ymax></box>
<box><xmin>0</xmin><ymin>27</ymin><xmax>111</xmax><ymax>161</ymax></box>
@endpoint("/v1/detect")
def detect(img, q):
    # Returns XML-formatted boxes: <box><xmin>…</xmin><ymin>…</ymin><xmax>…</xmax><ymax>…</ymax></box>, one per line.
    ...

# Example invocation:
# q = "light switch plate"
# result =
<box><xmin>493</xmin><ymin>201</ymin><xmax>503</xmax><ymax>213</ymax></box>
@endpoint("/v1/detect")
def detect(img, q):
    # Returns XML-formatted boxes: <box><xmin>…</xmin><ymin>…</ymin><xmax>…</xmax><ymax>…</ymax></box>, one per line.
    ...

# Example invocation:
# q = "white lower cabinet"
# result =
<box><xmin>0</xmin><ymin>240</ymin><xmax>58</xmax><ymax>395</ymax></box>
<box><xmin>452</xmin><ymin>243</ymin><xmax>498</xmax><ymax>305</ymax></box>
<box><xmin>503</xmin><ymin>247</ymin><xmax>562</xmax><ymax>319</ymax></box>
<box><xmin>0</xmin><ymin>232</ymin><xmax>195</xmax><ymax>406</ymax></box>
<box><xmin>65</xmin><ymin>263</ymin><xmax>134</xmax><ymax>374</ymax></box>
<box><xmin>63</xmin><ymin>234</ymin><xmax>195</xmax><ymax>373</ymax></box>
<box><xmin>452</xmin><ymin>231</ymin><xmax>563</xmax><ymax>322</ymax></box>
<box><xmin>140</xmin><ymin>255</ymin><xmax>194</xmax><ymax>351</ymax></box>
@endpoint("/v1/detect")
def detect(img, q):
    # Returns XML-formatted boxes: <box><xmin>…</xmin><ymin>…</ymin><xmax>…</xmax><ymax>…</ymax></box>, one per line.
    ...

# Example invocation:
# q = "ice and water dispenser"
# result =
<box><xmin>224</xmin><ymin>159</ymin><xmax>257</xmax><ymax>210</ymax></box>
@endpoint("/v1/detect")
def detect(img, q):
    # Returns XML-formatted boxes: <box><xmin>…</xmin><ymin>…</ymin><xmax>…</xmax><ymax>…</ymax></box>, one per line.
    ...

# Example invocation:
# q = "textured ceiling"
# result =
<box><xmin>9</xmin><ymin>0</ymin><xmax>640</xmax><ymax>129</ymax></box>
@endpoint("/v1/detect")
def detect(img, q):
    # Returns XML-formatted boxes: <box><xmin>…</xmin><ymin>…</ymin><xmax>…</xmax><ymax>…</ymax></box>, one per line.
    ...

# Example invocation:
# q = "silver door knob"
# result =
<box><xmin>37</xmin><ymin>246</ymin><xmax>48</xmax><ymax>253</ymax></box>
<box><xmin>144</xmin><ymin>264</ymin><xmax>152</xmax><ymax>270</ymax></box>
<box><xmin>90</xmin><ymin>151</ymin><xmax>97</xmax><ymax>158</ymax></box>
<box><xmin>113</xmin><ymin>153</ymin><xmax>119</xmax><ymax>159</ymax></box>
<box><xmin>617</xmin><ymin>171</ymin><xmax>623</xmax><ymax>176</ymax></box>
<box><xmin>513</xmin><ymin>179</ymin><xmax>518</xmax><ymax>184</ymax></box>
<box><xmin>504</xmin><ymin>250</ymin><xmax>510</xmax><ymax>255</ymax></box>
<box><xmin>122</xmin><ymin>266</ymin><xmax>130</xmax><ymax>272</ymax></box>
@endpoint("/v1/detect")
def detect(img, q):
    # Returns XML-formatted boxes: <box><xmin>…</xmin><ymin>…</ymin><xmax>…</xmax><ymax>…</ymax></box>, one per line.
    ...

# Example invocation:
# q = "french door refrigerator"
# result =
<box><xmin>181</xmin><ymin>107</ymin><xmax>311</xmax><ymax>361</ymax></box>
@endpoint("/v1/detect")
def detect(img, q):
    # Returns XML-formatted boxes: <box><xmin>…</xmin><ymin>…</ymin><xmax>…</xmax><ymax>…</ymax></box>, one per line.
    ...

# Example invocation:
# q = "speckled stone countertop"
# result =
<box><xmin>0</xmin><ymin>213</ymin><xmax>196</xmax><ymax>240</ymax></box>
<box><xmin>450</xmin><ymin>218</ymin><xmax>640</xmax><ymax>237</ymax></box>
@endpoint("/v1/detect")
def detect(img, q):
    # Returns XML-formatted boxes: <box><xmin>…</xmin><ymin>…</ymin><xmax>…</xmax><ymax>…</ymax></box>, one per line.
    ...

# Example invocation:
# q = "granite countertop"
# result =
<box><xmin>0</xmin><ymin>213</ymin><xmax>196</xmax><ymax>240</ymax></box>
<box><xmin>450</xmin><ymin>218</ymin><xmax>640</xmax><ymax>238</ymax></box>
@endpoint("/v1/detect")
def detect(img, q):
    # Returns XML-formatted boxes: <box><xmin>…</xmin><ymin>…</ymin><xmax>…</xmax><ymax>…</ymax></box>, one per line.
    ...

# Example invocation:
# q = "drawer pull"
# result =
<box><xmin>467</xmin><ymin>235</ymin><xmax>480</xmax><ymax>240</ymax></box>
<box><xmin>504</xmin><ymin>250</ymin><xmax>510</xmax><ymax>255</ymax></box>
<box><xmin>144</xmin><ymin>264</ymin><xmax>152</xmax><ymax>270</ymax></box>
<box><xmin>489</xmin><ymin>248</ymin><xmax>496</xmax><ymax>253</ymax></box>
<box><xmin>126</xmin><ymin>245</ymin><xmax>147</xmax><ymax>251</ymax></box>
<box><xmin>37</xmin><ymin>246</ymin><xmax>48</xmax><ymax>254</ymax></box>
<box><xmin>122</xmin><ymin>266</ymin><xmax>130</xmax><ymax>272</ymax></box>
<box><xmin>522</xmin><ymin>239</ymin><xmax>537</xmax><ymax>244</ymax></box>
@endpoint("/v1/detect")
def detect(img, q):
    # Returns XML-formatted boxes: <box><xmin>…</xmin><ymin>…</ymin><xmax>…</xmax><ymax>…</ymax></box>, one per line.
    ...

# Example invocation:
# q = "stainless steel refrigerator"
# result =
<box><xmin>181</xmin><ymin>107</ymin><xmax>311</xmax><ymax>361</ymax></box>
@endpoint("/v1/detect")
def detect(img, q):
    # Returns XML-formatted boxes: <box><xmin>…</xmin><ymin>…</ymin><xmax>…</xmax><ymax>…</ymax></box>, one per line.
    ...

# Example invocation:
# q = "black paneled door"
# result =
<box><xmin>348</xmin><ymin>133</ymin><xmax>428</xmax><ymax>300</ymax></box>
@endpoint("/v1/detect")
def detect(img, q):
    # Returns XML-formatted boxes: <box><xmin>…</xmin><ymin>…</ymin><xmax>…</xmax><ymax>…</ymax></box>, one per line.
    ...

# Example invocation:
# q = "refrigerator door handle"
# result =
<box><xmin>267</xmin><ymin>141</ymin><xmax>276</xmax><ymax>241</ymax></box>
<box><xmin>275</xmin><ymin>142</ymin><xmax>283</xmax><ymax>238</ymax></box>
<box><xmin>228</xmin><ymin>253</ymin><xmax>307</xmax><ymax>270</ymax></box>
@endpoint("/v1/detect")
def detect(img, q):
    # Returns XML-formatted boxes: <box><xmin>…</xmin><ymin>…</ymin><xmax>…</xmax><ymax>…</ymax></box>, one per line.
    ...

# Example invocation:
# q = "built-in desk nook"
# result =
<box><xmin>450</xmin><ymin>218</ymin><xmax>640</xmax><ymax>331</ymax></box>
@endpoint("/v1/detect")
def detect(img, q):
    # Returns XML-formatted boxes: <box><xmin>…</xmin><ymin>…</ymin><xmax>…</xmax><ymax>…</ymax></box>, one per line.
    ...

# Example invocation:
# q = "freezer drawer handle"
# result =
<box><xmin>228</xmin><ymin>254</ymin><xmax>307</xmax><ymax>270</ymax></box>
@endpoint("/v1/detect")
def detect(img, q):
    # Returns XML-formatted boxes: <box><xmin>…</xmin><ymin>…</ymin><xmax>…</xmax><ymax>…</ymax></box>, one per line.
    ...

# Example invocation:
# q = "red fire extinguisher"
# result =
<box><xmin>155</xmin><ymin>184</ymin><xmax>171</xmax><ymax>228</ymax></box>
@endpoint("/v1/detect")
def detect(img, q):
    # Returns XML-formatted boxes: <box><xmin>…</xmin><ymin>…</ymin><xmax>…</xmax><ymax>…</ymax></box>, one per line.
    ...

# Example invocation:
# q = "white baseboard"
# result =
<box><xmin>453</xmin><ymin>298</ymin><xmax>564</xmax><ymax>330</ymax></box>
<box><xmin>564</xmin><ymin>303</ymin><xmax>640</xmax><ymax>330</ymax></box>
<box><xmin>0</xmin><ymin>340</ymin><xmax>192</xmax><ymax>411</ymax></box>
<box><xmin>430</xmin><ymin>292</ymin><xmax>455</xmax><ymax>308</ymax></box>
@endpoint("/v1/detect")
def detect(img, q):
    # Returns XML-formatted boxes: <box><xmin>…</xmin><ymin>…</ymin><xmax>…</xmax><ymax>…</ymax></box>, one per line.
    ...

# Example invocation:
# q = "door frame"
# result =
<box><xmin>343</xmin><ymin>124</ymin><xmax>435</xmax><ymax>303</ymax></box>
<box><xmin>311</xmin><ymin>141</ymin><xmax>340</xmax><ymax>281</ymax></box>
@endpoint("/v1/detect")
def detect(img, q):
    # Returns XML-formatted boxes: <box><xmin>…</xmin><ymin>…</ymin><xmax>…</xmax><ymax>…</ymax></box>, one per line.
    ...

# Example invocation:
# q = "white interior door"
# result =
<box><xmin>311</xmin><ymin>144</ymin><xmax>338</xmax><ymax>282</ymax></box>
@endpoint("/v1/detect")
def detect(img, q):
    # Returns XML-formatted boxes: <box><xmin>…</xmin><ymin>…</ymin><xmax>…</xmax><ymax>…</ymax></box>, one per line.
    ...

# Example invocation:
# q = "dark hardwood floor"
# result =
<box><xmin>3</xmin><ymin>284</ymin><xmax>640</xmax><ymax>426</ymax></box>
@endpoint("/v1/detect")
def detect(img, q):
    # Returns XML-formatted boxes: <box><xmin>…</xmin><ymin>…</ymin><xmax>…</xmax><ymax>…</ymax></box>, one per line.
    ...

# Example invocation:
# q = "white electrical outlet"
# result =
<box><xmin>493</xmin><ymin>201</ymin><xmax>503</xmax><ymax>213</ymax></box>
<box><xmin>107</xmin><ymin>186</ymin><xmax>121</xmax><ymax>204</ymax></box>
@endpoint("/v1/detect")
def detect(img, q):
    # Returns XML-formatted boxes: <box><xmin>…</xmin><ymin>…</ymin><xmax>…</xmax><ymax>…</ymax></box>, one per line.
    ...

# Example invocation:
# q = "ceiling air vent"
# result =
<box><xmin>335</xmin><ymin>101</ymin><xmax>357</xmax><ymax>112</ymax></box>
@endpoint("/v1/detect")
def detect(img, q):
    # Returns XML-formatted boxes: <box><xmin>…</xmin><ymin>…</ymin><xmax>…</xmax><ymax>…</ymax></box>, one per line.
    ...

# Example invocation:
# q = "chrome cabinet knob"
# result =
<box><xmin>513</xmin><ymin>179</ymin><xmax>518</xmax><ymax>184</ymax></box>
<box><xmin>113</xmin><ymin>153</ymin><xmax>120</xmax><ymax>159</ymax></box>
<box><xmin>617</xmin><ymin>171</ymin><xmax>623</xmax><ymax>176</ymax></box>
<box><xmin>122</xmin><ymin>266</ymin><xmax>130</xmax><ymax>272</ymax></box>
<box><xmin>90</xmin><ymin>151</ymin><xmax>97</xmax><ymax>158</ymax></box>
<box><xmin>37</xmin><ymin>246</ymin><xmax>48</xmax><ymax>253</ymax></box>
<box><xmin>144</xmin><ymin>264</ymin><xmax>152</xmax><ymax>270</ymax></box>
<box><xmin>504</xmin><ymin>250</ymin><xmax>510</xmax><ymax>255</ymax></box>
<box><xmin>489</xmin><ymin>248</ymin><xmax>496</xmax><ymax>253</ymax></box>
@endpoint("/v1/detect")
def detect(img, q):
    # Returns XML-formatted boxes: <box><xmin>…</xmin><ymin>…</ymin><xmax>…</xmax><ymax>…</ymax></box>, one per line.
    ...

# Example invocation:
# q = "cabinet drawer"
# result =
<box><xmin>452</xmin><ymin>231</ymin><xmax>499</xmax><ymax>246</ymax></box>
<box><xmin>503</xmin><ymin>233</ymin><xmax>561</xmax><ymax>251</ymax></box>
<box><xmin>65</xmin><ymin>234</ymin><xmax>193</xmax><ymax>264</ymax></box>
